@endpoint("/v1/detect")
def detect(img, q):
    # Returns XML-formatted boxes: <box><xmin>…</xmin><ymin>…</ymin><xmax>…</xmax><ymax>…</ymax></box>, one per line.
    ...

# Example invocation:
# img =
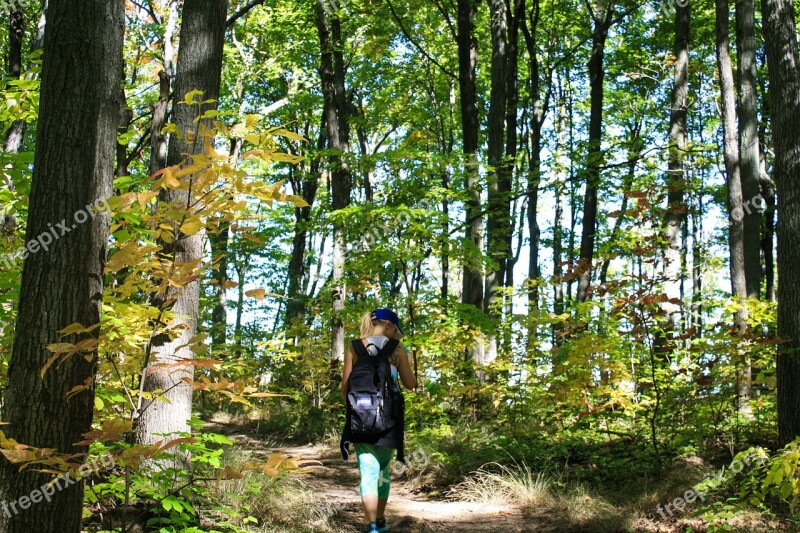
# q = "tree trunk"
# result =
<box><xmin>457</xmin><ymin>0</ymin><xmax>484</xmax><ymax>364</ymax></box>
<box><xmin>576</xmin><ymin>2</ymin><xmax>613</xmax><ymax>304</ymax></box>
<box><xmin>761</xmin><ymin>0</ymin><xmax>800</xmax><ymax>445</ymax></box>
<box><xmin>552</xmin><ymin>68</ymin><xmax>568</xmax><ymax>344</ymax></box>
<box><xmin>0</xmin><ymin>1</ymin><xmax>122</xmax><ymax>531</ymax></box>
<box><xmin>735</xmin><ymin>0</ymin><xmax>762</xmax><ymax>299</ymax></box>
<box><xmin>315</xmin><ymin>0</ymin><xmax>352</xmax><ymax>364</ymax></box>
<box><xmin>286</xmin><ymin>128</ymin><xmax>322</xmax><ymax>324</ymax></box>
<box><xmin>149</xmin><ymin>0</ymin><xmax>180</xmax><ymax>176</ymax></box>
<box><xmin>458</xmin><ymin>0</ymin><xmax>483</xmax><ymax>312</ymax></box>
<box><xmin>3</xmin><ymin>2</ymin><xmax>47</xmax><ymax>156</ymax></box>
<box><xmin>484</xmin><ymin>0</ymin><xmax>508</xmax><ymax>363</ymax></box>
<box><xmin>137</xmin><ymin>0</ymin><xmax>228</xmax><ymax>448</ymax></box>
<box><xmin>656</xmin><ymin>0</ymin><xmax>689</xmax><ymax>356</ymax></box>
<box><xmin>210</xmin><ymin>219</ymin><xmax>229</xmax><ymax>349</ymax></box>
<box><xmin>520</xmin><ymin>0</ymin><xmax>540</xmax><ymax>306</ymax></box>
<box><xmin>717</xmin><ymin>0</ymin><xmax>751</xmax><ymax>414</ymax></box>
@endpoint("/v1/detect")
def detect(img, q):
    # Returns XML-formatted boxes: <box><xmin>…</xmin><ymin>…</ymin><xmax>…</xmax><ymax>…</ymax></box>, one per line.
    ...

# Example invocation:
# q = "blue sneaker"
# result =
<box><xmin>362</xmin><ymin>523</ymin><xmax>379</xmax><ymax>533</ymax></box>
<box><xmin>376</xmin><ymin>517</ymin><xmax>390</xmax><ymax>532</ymax></box>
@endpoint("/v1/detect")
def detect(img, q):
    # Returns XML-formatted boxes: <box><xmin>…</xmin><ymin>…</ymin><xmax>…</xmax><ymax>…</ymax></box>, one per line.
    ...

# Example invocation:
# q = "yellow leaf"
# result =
<box><xmin>0</xmin><ymin>449</ymin><xmax>37</xmax><ymax>464</ymax></box>
<box><xmin>40</xmin><ymin>352</ymin><xmax>61</xmax><ymax>379</ymax></box>
<box><xmin>272</xmin><ymin>128</ymin><xmax>307</xmax><ymax>143</ymax></box>
<box><xmin>288</xmin><ymin>195</ymin><xmax>310</xmax><ymax>208</ymax></box>
<box><xmin>242</xmin><ymin>234</ymin><xmax>262</xmax><ymax>244</ymax></box>
<box><xmin>181</xmin><ymin>89</ymin><xmax>204</xmax><ymax>106</ymax></box>
<box><xmin>217</xmin><ymin>466</ymin><xmax>243</xmax><ymax>480</ymax></box>
<box><xmin>58</xmin><ymin>322</ymin><xmax>100</xmax><ymax>335</ymax></box>
<box><xmin>245</xmin><ymin>289</ymin><xmax>266</xmax><ymax>301</ymax></box>
<box><xmin>245</xmin><ymin>114</ymin><xmax>259</xmax><ymax>130</ymax></box>
<box><xmin>180</xmin><ymin>218</ymin><xmax>204</xmax><ymax>236</ymax></box>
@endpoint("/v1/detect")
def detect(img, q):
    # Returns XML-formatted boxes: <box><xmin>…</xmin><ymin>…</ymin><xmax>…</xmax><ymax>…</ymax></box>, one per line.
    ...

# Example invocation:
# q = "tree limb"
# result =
<box><xmin>386</xmin><ymin>0</ymin><xmax>457</xmax><ymax>80</ymax></box>
<box><xmin>226</xmin><ymin>0</ymin><xmax>264</xmax><ymax>28</ymax></box>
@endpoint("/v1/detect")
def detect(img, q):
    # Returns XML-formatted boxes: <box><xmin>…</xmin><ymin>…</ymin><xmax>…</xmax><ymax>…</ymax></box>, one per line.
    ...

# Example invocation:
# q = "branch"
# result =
<box><xmin>430</xmin><ymin>0</ymin><xmax>458</xmax><ymax>42</ymax></box>
<box><xmin>386</xmin><ymin>0</ymin><xmax>457</xmax><ymax>80</ymax></box>
<box><xmin>226</xmin><ymin>0</ymin><xmax>264</xmax><ymax>28</ymax></box>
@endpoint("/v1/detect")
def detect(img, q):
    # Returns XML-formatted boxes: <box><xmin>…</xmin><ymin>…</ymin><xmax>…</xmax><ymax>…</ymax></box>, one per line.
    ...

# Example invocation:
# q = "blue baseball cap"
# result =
<box><xmin>371</xmin><ymin>308</ymin><xmax>403</xmax><ymax>334</ymax></box>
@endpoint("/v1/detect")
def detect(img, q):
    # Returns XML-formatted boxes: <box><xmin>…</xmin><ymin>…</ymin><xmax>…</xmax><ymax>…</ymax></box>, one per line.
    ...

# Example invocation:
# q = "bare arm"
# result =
<box><xmin>395</xmin><ymin>343</ymin><xmax>416</xmax><ymax>390</ymax></box>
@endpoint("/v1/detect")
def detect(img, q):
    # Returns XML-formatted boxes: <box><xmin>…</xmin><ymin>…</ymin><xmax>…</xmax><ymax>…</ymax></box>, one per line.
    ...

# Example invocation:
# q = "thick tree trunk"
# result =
<box><xmin>315</xmin><ymin>0</ymin><xmax>352</xmax><ymax>364</ymax></box>
<box><xmin>457</xmin><ymin>0</ymin><xmax>484</xmax><ymax>364</ymax></box>
<box><xmin>0</xmin><ymin>1</ymin><xmax>122</xmax><ymax>531</ymax></box>
<box><xmin>655</xmin><ymin>0</ymin><xmax>689</xmax><ymax>357</ymax></box>
<box><xmin>137</xmin><ymin>0</ymin><xmax>228</xmax><ymax>448</ymax></box>
<box><xmin>484</xmin><ymin>0</ymin><xmax>508</xmax><ymax>363</ymax></box>
<box><xmin>576</xmin><ymin>2</ymin><xmax>613</xmax><ymax>304</ymax></box>
<box><xmin>735</xmin><ymin>0</ymin><xmax>762</xmax><ymax>299</ymax></box>
<box><xmin>717</xmin><ymin>0</ymin><xmax>751</xmax><ymax>414</ymax></box>
<box><xmin>458</xmin><ymin>0</ymin><xmax>483</xmax><ymax>313</ymax></box>
<box><xmin>761</xmin><ymin>0</ymin><xmax>800</xmax><ymax>445</ymax></box>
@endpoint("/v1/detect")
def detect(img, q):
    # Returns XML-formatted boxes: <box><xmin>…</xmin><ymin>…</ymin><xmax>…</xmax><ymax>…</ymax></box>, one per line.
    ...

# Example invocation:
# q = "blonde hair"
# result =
<box><xmin>359</xmin><ymin>311</ymin><xmax>394</xmax><ymax>338</ymax></box>
<box><xmin>359</xmin><ymin>312</ymin><xmax>375</xmax><ymax>338</ymax></box>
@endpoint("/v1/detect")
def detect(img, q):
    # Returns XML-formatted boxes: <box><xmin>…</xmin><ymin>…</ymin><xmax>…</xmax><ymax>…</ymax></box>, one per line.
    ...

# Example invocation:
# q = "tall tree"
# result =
<box><xmin>315</xmin><ymin>0</ymin><xmax>352</xmax><ymax>364</ymax></box>
<box><xmin>761</xmin><ymin>0</ymin><xmax>800</xmax><ymax>445</ymax></box>
<box><xmin>136</xmin><ymin>0</ymin><xmax>229</xmax><ymax>447</ymax></box>
<box><xmin>458</xmin><ymin>0</ymin><xmax>483</xmax><ymax>315</ymax></box>
<box><xmin>735</xmin><ymin>0</ymin><xmax>762</xmax><ymax>298</ymax></box>
<box><xmin>484</xmin><ymin>0</ymin><xmax>508</xmax><ymax>361</ymax></box>
<box><xmin>576</xmin><ymin>0</ymin><xmax>614</xmax><ymax>304</ymax></box>
<box><xmin>656</xmin><ymin>0</ymin><xmax>689</xmax><ymax>356</ymax></box>
<box><xmin>716</xmin><ymin>0</ymin><xmax>750</xmax><ymax>411</ymax></box>
<box><xmin>0</xmin><ymin>1</ymin><xmax>123</xmax><ymax>531</ymax></box>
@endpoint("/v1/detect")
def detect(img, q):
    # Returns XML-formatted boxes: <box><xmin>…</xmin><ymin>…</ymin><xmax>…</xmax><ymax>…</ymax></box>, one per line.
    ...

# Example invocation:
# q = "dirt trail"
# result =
<box><xmin>272</xmin><ymin>443</ymin><xmax>527</xmax><ymax>533</ymax></box>
<box><xmin>210</xmin><ymin>422</ymin><xmax>529</xmax><ymax>532</ymax></box>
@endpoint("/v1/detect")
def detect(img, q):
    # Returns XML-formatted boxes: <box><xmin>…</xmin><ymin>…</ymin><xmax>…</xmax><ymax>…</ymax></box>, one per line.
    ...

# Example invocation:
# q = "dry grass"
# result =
<box><xmin>448</xmin><ymin>462</ymin><xmax>551</xmax><ymax>507</ymax></box>
<box><xmin>209</xmin><ymin>447</ymin><xmax>355</xmax><ymax>533</ymax></box>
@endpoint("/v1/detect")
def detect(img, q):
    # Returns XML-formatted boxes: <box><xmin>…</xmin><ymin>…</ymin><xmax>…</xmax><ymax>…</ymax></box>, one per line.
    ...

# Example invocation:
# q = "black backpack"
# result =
<box><xmin>347</xmin><ymin>338</ymin><xmax>399</xmax><ymax>437</ymax></box>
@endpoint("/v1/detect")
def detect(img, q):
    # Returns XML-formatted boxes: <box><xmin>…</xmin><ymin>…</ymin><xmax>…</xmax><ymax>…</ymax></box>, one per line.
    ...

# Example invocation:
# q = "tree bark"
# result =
<box><xmin>149</xmin><ymin>0</ymin><xmax>180</xmax><ymax>177</ymax></box>
<box><xmin>3</xmin><ymin>2</ymin><xmax>47</xmax><ymax>156</ymax></box>
<box><xmin>210</xmin><ymin>218</ymin><xmax>229</xmax><ymax>349</ymax></box>
<box><xmin>576</xmin><ymin>1</ymin><xmax>613</xmax><ymax>304</ymax></box>
<box><xmin>717</xmin><ymin>0</ymin><xmax>751</xmax><ymax>414</ymax></box>
<box><xmin>484</xmin><ymin>0</ymin><xmax>508</xmax><ymax>362</ymax></box>
<box><xmin>286</xmin><ymin>127</ymin><xmax>323</xmax><ymax>324</ymax></box>
<box><xmin>458</xmin><ymin>0</ymin><xmax>483</xmax><ymax>315</ymax></box>
<box><xmin>761</xmin><ymin>0</ymin><xmax>800</xmax><ymax>445</ymax></box>
<box><xmin>137</xmin><ymin>0</ymin><xmax>229</xmax><ymax>448</ymax></box>
<box><xmin>735</xmin><ymin>0</ymin><xmax>762</xmax><ymax>299</ymax></box>
<box><xmin>315</xmin><ymin>0</ymin><xmax>352</xmax><ymax>364</ymax></box>
<box><xmin>0</xmin><ymin>1</ymin><xmax>122</xmax><ymax>531</ymax></box>
<box><xmin>655</xmin><ymin>0</ymin><xmax>689</xmax><ymax>357</ymax></box>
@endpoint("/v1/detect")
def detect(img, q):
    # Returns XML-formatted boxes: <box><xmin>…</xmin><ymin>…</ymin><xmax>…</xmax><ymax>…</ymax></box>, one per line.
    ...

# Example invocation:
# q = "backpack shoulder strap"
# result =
<box><xmin>377</xmin><ymin>338</ymin><xmax>399</xmax><ymax>360</ymax></box>
<box><xmin>352</xmin><ymin>339</ymin><xmax>369</xmax><ymax>360</ymax></box>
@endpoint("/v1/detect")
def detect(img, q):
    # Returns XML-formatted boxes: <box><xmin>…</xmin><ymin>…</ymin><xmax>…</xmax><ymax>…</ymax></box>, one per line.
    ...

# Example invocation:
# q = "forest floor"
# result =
<box><xmin>206</xmin><ymin>419</ymin><xmax>794</xmax><ymax>533</ymax></box>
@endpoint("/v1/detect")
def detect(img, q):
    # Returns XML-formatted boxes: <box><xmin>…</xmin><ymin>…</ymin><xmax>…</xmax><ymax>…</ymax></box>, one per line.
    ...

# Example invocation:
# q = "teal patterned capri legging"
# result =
<box><xmin>354</xmin><ymin>443</ymin><xmax>395</xmax><ymax>499</ymax></box>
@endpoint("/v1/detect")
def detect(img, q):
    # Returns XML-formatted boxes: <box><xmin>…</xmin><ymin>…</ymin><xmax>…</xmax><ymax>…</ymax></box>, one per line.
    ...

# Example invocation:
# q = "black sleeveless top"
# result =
<box><xmin>340</xmin><ymin>338</ymin><xmax>406</xmax><ymax>463</ymax></box>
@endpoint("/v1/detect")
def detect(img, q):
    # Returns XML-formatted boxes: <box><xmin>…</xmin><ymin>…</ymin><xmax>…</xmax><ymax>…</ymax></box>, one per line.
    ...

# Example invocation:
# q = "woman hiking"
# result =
<box><xmin>340</xmin><ymin>309</ymin><xmax>417</xmax><ymax>533</ymax></box>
